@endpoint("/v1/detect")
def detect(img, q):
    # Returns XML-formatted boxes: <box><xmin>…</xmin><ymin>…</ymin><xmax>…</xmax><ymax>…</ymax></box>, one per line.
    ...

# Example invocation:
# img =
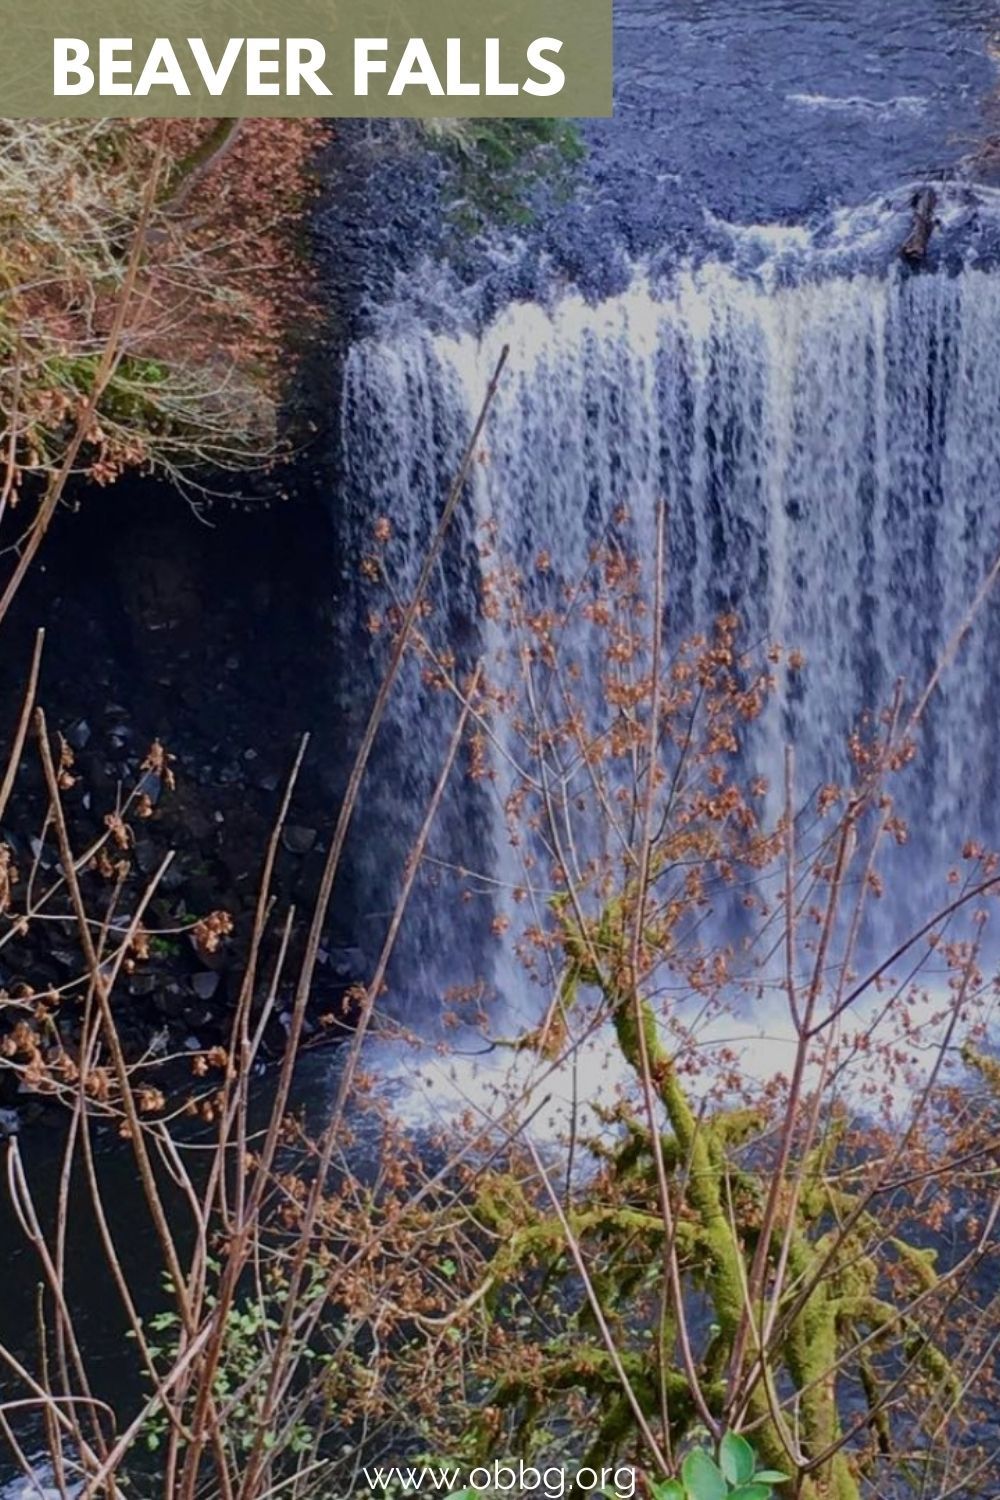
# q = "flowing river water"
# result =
<box><xmin>6</xmin><ymin>0</ymin><xmax>1000</xmax><ymax>1484</ymax></box>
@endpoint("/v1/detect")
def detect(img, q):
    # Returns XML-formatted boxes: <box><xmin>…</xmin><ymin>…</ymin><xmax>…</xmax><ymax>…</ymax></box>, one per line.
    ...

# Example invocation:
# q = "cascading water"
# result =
<box><xmin>339</xmin><ymin>215</ymin><xmax>1000</xmax><ymax>1000</ymax></box>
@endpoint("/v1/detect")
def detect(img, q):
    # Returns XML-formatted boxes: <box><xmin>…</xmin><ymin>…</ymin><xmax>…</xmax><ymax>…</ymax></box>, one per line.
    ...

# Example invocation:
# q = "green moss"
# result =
<box><xmin>429</xmin><ymin>119</ymin><xmax>585</xmax><ymax>230</ymax></box>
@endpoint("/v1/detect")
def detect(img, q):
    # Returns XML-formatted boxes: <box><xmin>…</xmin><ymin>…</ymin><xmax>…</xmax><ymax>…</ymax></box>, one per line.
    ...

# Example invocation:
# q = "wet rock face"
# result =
<box><xmin>0</xmin><ymin>474</ymin><xmax>360</xmax><ymax>1112</ymax></box>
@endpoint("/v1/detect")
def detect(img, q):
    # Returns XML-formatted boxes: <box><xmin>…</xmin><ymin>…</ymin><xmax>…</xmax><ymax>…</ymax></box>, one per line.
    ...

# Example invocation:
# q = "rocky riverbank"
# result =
<box><xmin>0</xmin><ymin>467</ymin><xmax>371</xmax><ymax>1122</ymax></box>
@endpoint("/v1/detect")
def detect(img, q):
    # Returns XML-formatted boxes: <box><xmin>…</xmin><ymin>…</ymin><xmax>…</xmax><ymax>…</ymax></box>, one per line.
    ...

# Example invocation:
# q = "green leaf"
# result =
<box><xmin>651</xmin><ymin>1483</ymin><xmax>685</xmax><ymax>1500</ymax></box>
<box><xmin>719</xmin><ymin>1434</ymin><xmax>756</xmax><ymax>1486</ymax></box>
<box><xmin>681</xmin><ymin>1451</ymin><xmax>728</xmax><ymax>1500</ymax></box>
<box><xmin>730</xmin><ymin>1488</ymin><xmax>771</xmax><ymax>1500</ymax></box>
<box><xmin>752</xmin><ymin>1475</ymin><xmax>790</xmax><ymax>1486</ymax></box>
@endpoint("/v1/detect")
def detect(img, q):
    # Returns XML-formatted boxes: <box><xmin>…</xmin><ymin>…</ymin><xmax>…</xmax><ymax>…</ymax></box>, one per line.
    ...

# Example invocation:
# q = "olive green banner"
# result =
<box><xmin>2</xmin><ymin>0</ymin><xmax>612</xmax><ymax>117</ymax></box>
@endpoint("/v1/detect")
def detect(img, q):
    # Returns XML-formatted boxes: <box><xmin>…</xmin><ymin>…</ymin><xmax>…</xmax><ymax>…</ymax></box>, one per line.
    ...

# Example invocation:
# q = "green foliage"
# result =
<box><xmin>137</xmin><ymin>1268</ymin><xmax>328</xmax><ymax>1462</ymax></box>
<box><xmin>148</xmin><ymin>935</ymin><xmax>180</xmax><ymax>958</ymax></box>
<box><xmin>652</xmin><ymin>1439</ymin><xmax>787</xmax><ymax>1500</ymax></box>
<box><xmin>428</xmin><ymin>118</ymin><xmax>585</xmax><ymax>229</ymax></box>
<box><xmin>718</xmin><ymin>1434</ymin><xmax>755</xmax><ymax>1486</ymax></box>
<box><xmin>681</xmin><ymin>1451</ymin><xmax>728</xmax><ymax>1500</ymax></box>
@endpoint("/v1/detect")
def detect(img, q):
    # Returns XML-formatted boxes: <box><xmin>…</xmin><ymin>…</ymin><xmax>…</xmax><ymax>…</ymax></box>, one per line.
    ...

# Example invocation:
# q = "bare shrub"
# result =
<box><xmin>1</xmin><ymin>362</ymin><xmax>999</xmax><ymax>1500</ymax></box>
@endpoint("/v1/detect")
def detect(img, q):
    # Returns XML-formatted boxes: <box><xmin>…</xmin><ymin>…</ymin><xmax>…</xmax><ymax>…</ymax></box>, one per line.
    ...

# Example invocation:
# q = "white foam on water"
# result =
<box><xmin>787</xmin><ymin>92</ymin><xmax>928</xmax><ymax>117</ymax></box>
<box><xmin>354</xmin><ymin>972</ymin><xmax>986</xmax><ymax>1148</ymax></box>
<box><xmin>0</xmin><ymin>1469</ymin><xmax>79</xmax><ymax>1500</ymax></box>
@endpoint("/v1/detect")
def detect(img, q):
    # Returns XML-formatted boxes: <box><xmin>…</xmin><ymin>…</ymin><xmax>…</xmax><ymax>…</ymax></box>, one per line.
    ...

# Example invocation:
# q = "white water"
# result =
<box><xmin>786</xmin><ymin>92</ymin><xmax>929</xmax><ymax>117</ymax></box>
<box><xmin>341</xmin><ymin>256</ymin><xmax>1000</xmax><ymax>973</ymax></box>
<box><xmin>355</xmin><ymin>973</ymin><xmax>981</xmax><ymax>1144</ymax></box>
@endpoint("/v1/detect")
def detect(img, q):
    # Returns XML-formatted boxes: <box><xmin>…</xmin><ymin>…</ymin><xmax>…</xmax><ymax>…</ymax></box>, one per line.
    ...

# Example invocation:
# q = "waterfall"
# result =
<box><xmin>339</xmin><ymin>256</ymin><xmax>1000</xmax><ymax>1005</ymax></box>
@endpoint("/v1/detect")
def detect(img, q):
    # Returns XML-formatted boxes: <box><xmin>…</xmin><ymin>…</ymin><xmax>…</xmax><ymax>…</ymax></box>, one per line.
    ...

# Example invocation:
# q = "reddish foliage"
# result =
<box><xmin>0</xmin><ymin>118</ymin><xmax>326</xmax><ymax>494</ymax></box>
<box><xmin>136</xmin><ymin>119</ymin><xmax>327</xmax><ymax>392</ymax></box>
